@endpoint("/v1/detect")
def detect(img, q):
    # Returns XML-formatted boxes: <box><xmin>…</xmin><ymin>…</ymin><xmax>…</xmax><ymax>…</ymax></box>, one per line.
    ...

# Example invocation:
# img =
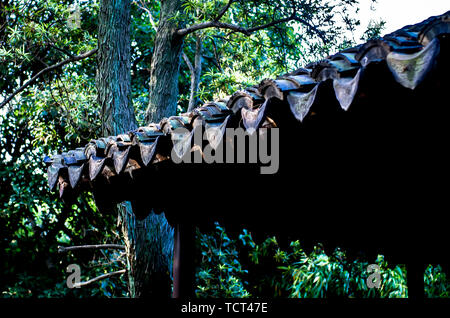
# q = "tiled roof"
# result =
<box><xmin>45</xmin><ymin>11</ymin><xmax>450</xmax><ymax>216</ymax></box>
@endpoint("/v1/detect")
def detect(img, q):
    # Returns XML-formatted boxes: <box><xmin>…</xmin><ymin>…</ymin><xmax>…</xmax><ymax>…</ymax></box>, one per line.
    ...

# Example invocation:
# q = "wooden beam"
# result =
<box><xmin>172</xmin><ymin>223</ymin><xmax>196</xmax><ymax>298</ymax></box>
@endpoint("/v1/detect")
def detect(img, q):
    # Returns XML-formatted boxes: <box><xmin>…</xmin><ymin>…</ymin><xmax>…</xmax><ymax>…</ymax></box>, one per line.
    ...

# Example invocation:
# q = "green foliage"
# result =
<box><xmin>0</xmin><ymin>0</ymin><xmax>126</xmax><ymax>298</ymax></box>
<box><xmin>360</xmin><ymin>19</ymin><xmax>386</xmax><ymax>42</ymax></box>
<box><xmin>175</xmin><ymin>0</ymin><xmax>369</xmax><ymax>111</ymax></box>
<box><xmin>2</xmin><ymin>248</ymin><xmax>128</xmax><ymax>298</ymax></box>
<box><xmin>287</xmin><ymin>249</ymin><xmax>407</xmax><ymax>298</ymax></box>
<box><xmin>424</xmin><ymin>264</ymin><xmax>450</xmax><ymax>298</ymax></box>
<box><xmin>195</xmin><ymin>223</ymin><xmax>449</xmax><ymax>298</ymax></box>
<box><xmin>245</xmin><ymin>235</ymin><xmax>408</xmax><ymax>298</ymax></box>
<box><xmin>195</xmin><ymin>224</ymin><xmax>251</xmax><ymax>298</ymax></box>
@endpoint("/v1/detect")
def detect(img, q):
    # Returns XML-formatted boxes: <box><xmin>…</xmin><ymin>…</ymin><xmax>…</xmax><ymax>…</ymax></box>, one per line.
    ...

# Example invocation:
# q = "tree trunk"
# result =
<box><xmin>97</xmin><ymin>0</ymin><xmax>173</xmax><ymax>298</ymax></box>
<box><xmin>119</xmin><ymin>204</ymin><xmax>173</xmax><ymax>298</ymax></box>
<box><xmin>97</xmin><ymin>0</ymin><xmax>137</xmax><ymax>136</ymax></box>
<box><xmin>145</xmin><ymin>0</ymin><xmax>184</xmax><ymax>123</ymax></box>
<box><xmin>187</xmin><ymin>35</ymin><xmax>203</xmax><ymax>112</ymax></box>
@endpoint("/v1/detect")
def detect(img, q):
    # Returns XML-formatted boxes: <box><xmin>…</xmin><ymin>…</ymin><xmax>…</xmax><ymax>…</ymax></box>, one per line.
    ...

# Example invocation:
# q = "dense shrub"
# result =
<box><xmin>195</xmin><ymin>223</ymin><xmax>449</xmax><ymax>298</ymax></box>
<box><xmin>424</xmin><ymin>264</ymin><xmax>449</xmax><ymax>298</ymax></box>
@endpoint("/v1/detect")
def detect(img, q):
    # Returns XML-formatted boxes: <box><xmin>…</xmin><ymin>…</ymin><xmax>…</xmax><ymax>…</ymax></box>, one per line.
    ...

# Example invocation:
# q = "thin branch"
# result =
<box><xmin>214</xmin><ymin>0</ymin><xmax>234</xmax><ymax>21</ymax></box>
<box><xmin>182</xmin><ymin>52</ymin><xmax>194</xmax><ymax>75</ymax></box>
<box><xmin>132</xmin><ymin>1</ymin><xmax>158</xmax><ymax>77</ymax></box>
<box><xmin>135</xmin><ymin>0</ymin><xmax>158</xmax><ymax>31</ymax></box>
<box><xmin>131</xmin><ymin>50</ymin><xmax>151</xmax><ymax>74</ymax></box>
<box><xmin>74</xmin><ymin>269</ymin><xmax>126</xmax><ymax>288</ymax></box>
<box><xmin>0</xmin><ymin>48</ymin><xmax>97</xmax><ymax>109</ymax></box>
<box><xmin>58</xmin><ymin>244</ymin><xmax>125</xmax><ymax>253</ymax></box>
<box><xmin>203</xmin><ymin>55</ymin><xmax>221</xmax><ymax>71</ymax></box>
<box><xmin>47</xmin><ymin>43</ymin><xmax>75</xmax><ymax>58</ymax></box>
<box><xmin>86</xmin><ymin>254</ymin><xmax>127</xmax><ymax>269</ymax></box>
<box><xmin>176</xmin><ymin>15</ymin><xmax>326</xmax><ymax>44</ymax></box>
<box><xmin>210</xmin><ymin>37</ymin><xmax>222</xmax><ymax>72</ymax></box>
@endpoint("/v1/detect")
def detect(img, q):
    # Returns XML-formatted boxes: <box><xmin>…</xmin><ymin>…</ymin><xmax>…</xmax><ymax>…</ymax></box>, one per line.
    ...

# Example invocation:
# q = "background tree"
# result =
<box><xmin>96</xmin><ymin>0</ymin><xmax>173</xmax><ymax>298</ymax></box>
<box><xmin>144</xmin><ymin>0</ymin><xmax>365</xmax><ymax>122</ymax></box>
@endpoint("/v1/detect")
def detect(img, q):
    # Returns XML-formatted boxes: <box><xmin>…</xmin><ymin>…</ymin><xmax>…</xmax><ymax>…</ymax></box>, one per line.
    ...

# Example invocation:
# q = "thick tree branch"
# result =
<box><xmin>74</xmin><ymin>269</ymin><xmax>126</xmax><ymax>288</ymax></box>
<box><xmin>58</xmin><ymin>244</ymin><xmax>125</xmax><ymax>253</ymax></box>
<box><xmin>177</xmin><ymin>20</ymin><xmax>252</xmax><ymax>37</ymax></box>
<box><xmin>0</xmin><ymin>48</ymin><xmax>97</xmax><ymax>109</ymax></box>
<box><xmin>176</xmin><ymin>15</ymin><xmax>326</xmax><ymax>43</ymax></box>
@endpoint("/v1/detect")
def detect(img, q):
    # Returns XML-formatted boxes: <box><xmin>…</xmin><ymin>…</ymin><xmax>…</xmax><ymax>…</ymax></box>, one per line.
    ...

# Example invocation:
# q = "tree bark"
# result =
<box><xmin>187</xmin><ymin>35</ymin><xmax>203</xmax><ymax>112</ymax></box>
<box><xmin>119</xmin><ymin>204</ymin><xmax>173</xmax><ymax>298</ymax></box>
<box><xmin>97</xmin><ymin>0</ymin><xmax>173</xmax><ymax>298</ymax></box>
<box><xmin>97</xmin><ymin>0</ymin><xmax>137</xmax><ymax>136</ymax></box>
<box><xmin>145</xmin><ymin>0</ymin><xmax>184</xmax><ymax>123</ymax></box>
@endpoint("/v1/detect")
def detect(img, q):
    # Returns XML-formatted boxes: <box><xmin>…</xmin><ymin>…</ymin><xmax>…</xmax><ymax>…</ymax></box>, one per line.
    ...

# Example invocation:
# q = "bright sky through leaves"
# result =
<box><xmin>356</xmin><ymin>0</ymin><xmax>449</xmax><ymax>40</ymax></box>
